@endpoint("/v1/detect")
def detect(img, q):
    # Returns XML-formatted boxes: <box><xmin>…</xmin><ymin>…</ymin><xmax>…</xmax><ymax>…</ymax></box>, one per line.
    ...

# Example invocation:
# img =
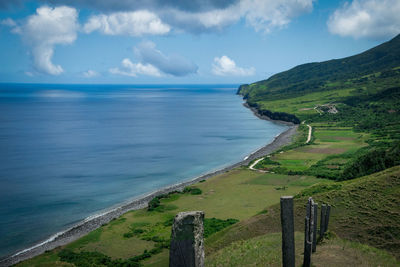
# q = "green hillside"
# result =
<box><xmin>238</xmin><ymin>34</ymin><xmax>400</xmax><ymax>130</ymax></box>
<box><xmin>238</xmin><ymin>34</ymin><xmax>400</xmax><ymax>181</ymax></box>
<box><xmin>206</xmin><ymin>166</ymin><xmax>400</xmax><ymax>261</ymax></box>
<box><xmin>238</xmin><ymin>34</ymin><xmax>400</xmax><ymax>103</ymax></box>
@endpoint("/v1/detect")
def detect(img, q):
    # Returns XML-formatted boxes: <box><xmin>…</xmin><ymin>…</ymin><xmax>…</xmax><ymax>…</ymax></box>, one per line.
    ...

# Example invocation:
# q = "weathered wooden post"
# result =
<box><xmin>319</xmin><ymin>204</ymin><xmax>327</xmax><ymax>239</ymax></box>
<box><xmin>303</xmin><ymin>197</ymin><xmax>314</xmax><ymax>267</ymax></box>
<box><xmin>325</xmin><ymin>205</ymin><xmax>331</xmax><ymax>233</ymax></box>
<box><xmin>312</xmin><ymin>203</ymin><xmax>318</xmax><ymax>253</ymax></box>
<box><xmin>280</xmin><ymin>196</ymin><xmax>295</xmax><ymax>267</ymax></box>
<box><xmin>169</xmin><ymin>211</ymin><xmax>205</xmax><ymax>267</ymax></box>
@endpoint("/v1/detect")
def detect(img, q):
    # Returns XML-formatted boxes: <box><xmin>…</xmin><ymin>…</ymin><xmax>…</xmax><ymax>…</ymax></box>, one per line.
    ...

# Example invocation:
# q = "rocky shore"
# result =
<box><xmin>0</xmin><ymin>106</ymin><xmax>298</xmax><ymax>267</ymax></box>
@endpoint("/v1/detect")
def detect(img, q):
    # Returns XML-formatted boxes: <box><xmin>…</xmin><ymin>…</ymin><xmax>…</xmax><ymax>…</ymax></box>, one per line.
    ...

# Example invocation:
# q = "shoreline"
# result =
<box><xmin>0</xmin><ymin>106</ymin><xmax>298</xmax><ymax>267</ymax></box>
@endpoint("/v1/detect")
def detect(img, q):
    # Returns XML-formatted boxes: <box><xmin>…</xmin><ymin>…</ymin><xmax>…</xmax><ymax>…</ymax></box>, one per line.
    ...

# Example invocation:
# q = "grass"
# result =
<box><xmin>17</xmin><ymin>169</ymin><xmax>326</xmax><ymax>267</ymax></box>
<box><xmin>257</xmin><ymin>88</ymin><xmax>353</xmax><ymax>117</ymax></box>
<box><xmin>206</xmin><ymin>232</ymin><xmax>399</xmax><ymax>267</ymax></box>
<box><xmin>255</xmin><ymin>126</ymin><xmax>368</xmax><ymax>175</ymax></box>
<box><xmin>206</xmin><ymin>166</ymin><xmax>400</xmax><ymax>260</ymax></box>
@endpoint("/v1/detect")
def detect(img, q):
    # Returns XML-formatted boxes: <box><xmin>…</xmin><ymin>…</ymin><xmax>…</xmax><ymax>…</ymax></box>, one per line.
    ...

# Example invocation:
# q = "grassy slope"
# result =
<box><xmin>255</xmin><ymin>126</ymin><xmax>369</xmax><ymax>173</ymax></box>
<box><xmin>206</xmin><ymin>232</ymin><xmax>399</xmax><ymax>267</ymax></box>
<box><xmin>238</xmin><ymin>34</ymin><xmax>400</xmax><ymax>104</ymax></box>
<box><xmin>206</xmin><ymin>166</ymin><xmax>400</xmax><ymax>260</ymax></box>
<box><xmin>17</xmin><ymin>168</ymin><xmax>328</xmax><ymax>266</ymax></box>
<box><xmin>205</xmin><ymin>36</ymin><xmax>400</xmax><ymax>265</ymax></box>
<box><xmin>238</xmin><ymin>34</ymin><xmax>400</xmax><ymax>140</ymax></box>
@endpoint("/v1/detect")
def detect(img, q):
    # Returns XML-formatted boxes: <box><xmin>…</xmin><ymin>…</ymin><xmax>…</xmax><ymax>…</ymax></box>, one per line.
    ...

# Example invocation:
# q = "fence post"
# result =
<box><xmin>325</xmin><ymin>205</ymin><xmax>331</xmax><ymax>233</ymax></box>
<box><xmin>280</xmin><ymin>196</ymin><xmax>295</xmax><ymax>267</ymax></box>
<box><xmin>303</xmin><ymin>197</ymin><xmax>314</xmax><ymax>267</ymax></box>
<box><xmin>312</xmin><ymin>203</ymin><xmax>318</xmax><ymax>253</ymax></box>
<box><xmin>320</xmin><ymin>204</ymin><xmax>327</xmax><ymax>239</ymax></box>
<box><xmin>169</xmin><ymin>211</ymin><xmax>205</xmax><ymax>267</ymax></box>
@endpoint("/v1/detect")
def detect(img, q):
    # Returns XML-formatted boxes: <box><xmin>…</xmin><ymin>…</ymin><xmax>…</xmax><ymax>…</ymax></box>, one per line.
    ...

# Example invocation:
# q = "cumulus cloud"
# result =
<box><xmin>41</xmin><ymin>0</ymin><xmax>238</xmax><ymax>12</ymax></box>
<box><xmin>240</xmin><ymin>0</ymin><xmax>314</xmax><ymax>33</ymax></box>
<box><xmin>212</xmin><ymin>55</ymin><xmax>255</xmax><ymax>76</ymax></box>
<box><xmin>110</xmin><ymin>58</ymin><xmax>161</xmax><ymax>77</ymax></box>
<box><xmin>12</xmin><ymin>6</ymin><xmax>79</xmax><ymax>75</ymax></box>
<box><xmin>328</xmin><ymin>0</ymin><xmax>400</xmax><ymax>39</ymax></box>
<box><xmin>110</xmin><ymin>41</ymin><xmax>198</xmax><ymax>77</ymax></box>
<box><xmin>34</xmin><ymin>0</ymin><xmax>313</xmax><ymax>34</ymax></box>
<box><xmin>134</xmin><ymin>41</ymin><xmax>198</xmax><ymax>76</ymax></box>
<box><xmin>83</xmin><ymin>70</ymin><xmax>99</xmax><ymax>78</ymax></box>
<box><xmin>83</xmin><ymin>10</ymin><xmax>170</xmax><ymax>36</ymax></box>
<box><xmin>161</xmin><ymin>0</ymin><xmax>314</xmax><ymax>33</ymax></box>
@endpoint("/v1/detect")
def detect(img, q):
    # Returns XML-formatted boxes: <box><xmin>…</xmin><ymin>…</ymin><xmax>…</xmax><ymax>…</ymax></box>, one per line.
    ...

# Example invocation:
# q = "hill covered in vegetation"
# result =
<box><xmin>238</xmin><ymin>34</ymin><xmax>400</xmax><ymax>106</ymax></box>
<box><xmin>238</xmin><ymin>34</ymin><xmax>400</xmax><ymax>181</ymax></box>
<box><xmin>206</xmin><ymin>166</ymin><xmax>400</xmax><ymax>265</ymax></box>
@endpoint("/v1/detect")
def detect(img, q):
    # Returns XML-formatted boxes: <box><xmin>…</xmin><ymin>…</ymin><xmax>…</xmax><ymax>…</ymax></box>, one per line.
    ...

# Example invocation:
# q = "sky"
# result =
<box><xmin>0</xmin><ymin>0</ymin><xmax>399</xmax><ymax>84</ymax></box>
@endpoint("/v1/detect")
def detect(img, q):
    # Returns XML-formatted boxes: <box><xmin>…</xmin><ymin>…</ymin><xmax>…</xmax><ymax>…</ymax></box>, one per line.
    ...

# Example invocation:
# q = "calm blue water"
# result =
<box><xmin>0</xmin><ymin>84</ymin><xmax>287</xmax><ymax>258</ymax></box>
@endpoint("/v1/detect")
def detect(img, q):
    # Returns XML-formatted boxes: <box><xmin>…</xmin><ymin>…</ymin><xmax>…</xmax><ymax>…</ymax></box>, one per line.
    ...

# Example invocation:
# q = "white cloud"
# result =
<box><xmin>24</xmin><ymin>71</ymin><xmax>34</xmax><ymax>77</ymax></box>
<box><xmin>212</xmin><ymin>55</ymin><xmax>255</xmax><ymax>76</ymax></box>
<box><xmin>241</xmin><ymin>0</ymin><xmax>314</xmax><ymax>33</ymax></box>
<box><xmin>328</xmin><ymin>0</ymin><xmax>400</xmax><ymax>39</ymax></box>
<box><xmin>1</xmin><ymin>18</ymin><xmax>16</xmax><ymax>27</ymax></box>
<box><xmin>110</xmin><ymin>58</ymin><xmax>162</xmax><ymax>77</ymax></box>
<box><xmin>83</xmin><ymin>70</ymin><xmax>99</xmax><ymax>78</ymax></box>
<box><xmin>35</xmin><ymin>0</ymin><xmax>315</xmax><ymax>34</ymax></box>
<box><xmin>110</xmin><ymin>41</ymin><xmax>197</xmax><ymax>77</ymax></box>
<box><xmin>12</xmin><ymin>6</ymin><xmax>79</xmax><ymax>75</ymax></box>
<box><xmin>164</xmin><ymin>0</ymin><xmax>314</xmax><ymax>33</ymax></box>
<box><xmin>134</xmin><ymin>41</ymin><xmax>198</xmax><ymax>76</ymax></box>
<box><xmin>83</xmin><ymin>10</ymin><xmax>170</xmax><ymax>36</ymax></box>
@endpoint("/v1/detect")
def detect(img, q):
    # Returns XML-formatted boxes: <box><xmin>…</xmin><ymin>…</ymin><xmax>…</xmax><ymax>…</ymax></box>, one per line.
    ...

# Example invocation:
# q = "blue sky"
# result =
<box><xmin>0</xmin><ymin>0</ymin><xmax>399</xmax><ymax>84</ymax></box>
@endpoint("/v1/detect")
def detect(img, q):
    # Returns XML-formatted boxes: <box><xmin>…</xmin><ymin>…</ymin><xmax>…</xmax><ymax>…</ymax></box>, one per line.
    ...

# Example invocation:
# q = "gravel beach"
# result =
<box><xmin>0</xmin><ymin>104</ymin><xmax>298</xmax><ymax>267</ymax></box>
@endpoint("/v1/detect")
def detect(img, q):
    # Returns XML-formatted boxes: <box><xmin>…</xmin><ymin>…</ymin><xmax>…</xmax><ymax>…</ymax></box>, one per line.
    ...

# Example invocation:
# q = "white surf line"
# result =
<box><xmin>249</xmin><ymin>157</ymin><xmax>264</xmax><ymax>171</ymax></box>
<box><xmin>306</xmin><ymin>124</ymin><xmax>312</xmax><ymax>144</ymax></box>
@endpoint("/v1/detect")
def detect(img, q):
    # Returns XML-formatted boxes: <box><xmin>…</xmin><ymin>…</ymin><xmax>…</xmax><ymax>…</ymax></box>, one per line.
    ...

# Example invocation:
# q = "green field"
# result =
<box><xmin>17</xmin><ymin>169</ymin><xmax>329</xmax><ymax>267</ymax></box>
<box><xmin>255</xmin><ymin>126</ymin><xmax>369</xmax><ymax>174</ymax></box>
<box><xmin>257</xmin><ymin>88</ymin><xmax>353</xmax><ymax>117</ymax></box>
<box><xmin>207</xmin><ymin>166</ymin><xmax>400</xmax><ymax>262</ymax></box>
<box><xmin>206</xmin><ymin>232</ymin><xmax>398</xmax><ymax>267</ymax></box>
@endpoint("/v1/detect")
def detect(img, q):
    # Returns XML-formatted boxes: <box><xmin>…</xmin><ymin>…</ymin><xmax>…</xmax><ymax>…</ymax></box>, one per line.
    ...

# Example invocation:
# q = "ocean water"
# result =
<box><xmin>0</xmin><ymin>84</ymin><xmax>287</xmax><ymax>258</ymax></box>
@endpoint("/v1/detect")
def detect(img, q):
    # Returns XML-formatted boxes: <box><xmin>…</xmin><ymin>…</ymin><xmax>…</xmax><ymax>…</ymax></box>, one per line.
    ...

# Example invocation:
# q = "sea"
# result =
<box><xmin>0</xmin><ymin>84</ymin><xmax>288</xmax><ymax>258</ymax></box>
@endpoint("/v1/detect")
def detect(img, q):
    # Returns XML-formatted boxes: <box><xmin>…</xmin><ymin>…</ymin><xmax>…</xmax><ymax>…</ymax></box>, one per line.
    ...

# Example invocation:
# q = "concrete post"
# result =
<box><xmin>320</xmin><ymin>204</ymin><xmax>327</xmax><ymax>239</ymax></box>
<box><xmin>312</xmin><ymin>203</ymin><xmax>318</xmax><ymax>253</ymax></box>
<box><xmin>303</xmin><ymin>197</ymin><xmax>314</xmax><ymax>267</ymax></box>
<box><xmin>169</xmin><ymin>211</ymin><xmax>205</xmax><ymax>267</ymax></box>
<box><xmin>280</xmin><ymin>196</ymin><xmax>295</xmax><ymax>267</ymax></box>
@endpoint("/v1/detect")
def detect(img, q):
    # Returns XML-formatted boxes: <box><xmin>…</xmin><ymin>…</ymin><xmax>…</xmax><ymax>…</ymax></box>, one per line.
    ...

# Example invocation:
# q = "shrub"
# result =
<box><xmin>340</xmin><ymin>143</ymin><xmax>400</xmax><ymax>180</ymax></box>
<box><xmin>133</xmin><ymin>228</ymin><xmax>144</xmax><ymax>234</ymax></box>
<box><xmin>147</xmin><ymin>197</ymin><xmax>160</xmax><ymax>211</ymax></box>
<box><xmin>123</xmin><ymin>232</ymin><xmax>134</xmax><ymax>238</ymax></box>
<box><xmin>183</xmin><ymin>187</ymin><xmax>202</xmax><ymax>195</ymax></box>
<box><xmin>204</xmin><ymin>218</ymin><xmax>239</xmax><ymax>238</ymax></box>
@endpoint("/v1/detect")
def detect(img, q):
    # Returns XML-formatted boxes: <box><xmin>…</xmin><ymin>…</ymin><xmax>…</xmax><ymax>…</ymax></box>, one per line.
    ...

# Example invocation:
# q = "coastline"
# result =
<box><xmin>0</xmin><ymin>105</ymin><xmax>298</xmax><ymax>267</ymax></box>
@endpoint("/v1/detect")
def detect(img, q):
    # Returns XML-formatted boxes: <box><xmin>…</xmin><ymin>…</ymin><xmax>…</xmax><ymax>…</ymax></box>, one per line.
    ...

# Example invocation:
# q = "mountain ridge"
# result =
<box><xmin>238</xmin><ymin>34</ymin><xmax>400</xmax><ymax>102</ymax></box>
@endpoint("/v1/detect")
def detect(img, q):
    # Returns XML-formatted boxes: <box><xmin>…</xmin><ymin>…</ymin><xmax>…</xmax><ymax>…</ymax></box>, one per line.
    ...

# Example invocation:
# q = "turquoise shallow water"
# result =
<box><xmin>0</xmin><ymin>84</ymin><xmax>287</xmax><ymax>258</ymax></box>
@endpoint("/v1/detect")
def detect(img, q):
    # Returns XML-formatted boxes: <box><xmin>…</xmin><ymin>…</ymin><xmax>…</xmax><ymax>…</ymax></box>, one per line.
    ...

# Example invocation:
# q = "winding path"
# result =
<box><xmin>249</xmin><ymin>157</ymin><xmax>265</xmax><ymax>171</ymax></box>
<box><xmin>306</xmin><ymin>124</ymin><xmax>312</xmax><ymax>144</ymax></box>
<box><xmin>249</xmin><ymin>123</ymin><xmax>312</xmax><ymax>172</ymax></box>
